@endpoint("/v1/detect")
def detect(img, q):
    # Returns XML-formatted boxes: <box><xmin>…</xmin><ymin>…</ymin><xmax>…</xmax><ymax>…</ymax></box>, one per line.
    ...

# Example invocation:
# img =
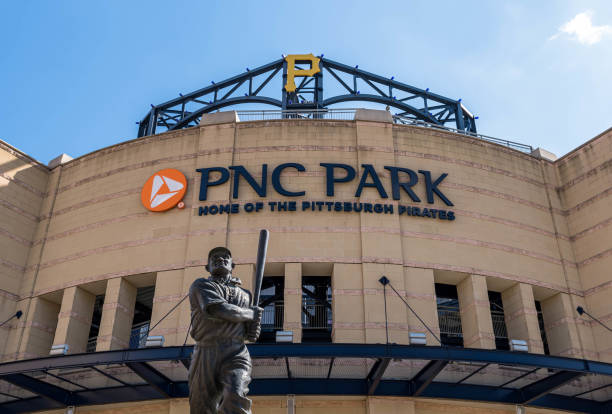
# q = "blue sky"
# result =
<box><xmin>1</xmin><ymin>1</ymin><xmax>611</xmax><ymax>164</ymax></box>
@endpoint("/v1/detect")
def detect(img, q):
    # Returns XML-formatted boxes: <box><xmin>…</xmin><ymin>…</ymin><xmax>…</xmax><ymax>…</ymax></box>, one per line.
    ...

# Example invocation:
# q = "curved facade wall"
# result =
<box><xmin>1</xmin><ymin>112</ymin><xmax>611</xmax><ymax>413</ymax></box>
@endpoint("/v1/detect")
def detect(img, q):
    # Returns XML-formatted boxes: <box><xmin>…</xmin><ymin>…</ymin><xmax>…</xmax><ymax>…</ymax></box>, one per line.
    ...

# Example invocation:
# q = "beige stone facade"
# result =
<box><xmin>1</xmin><ymin>112</ymin><xmax>611</xmax><ymax>413</ymax></box>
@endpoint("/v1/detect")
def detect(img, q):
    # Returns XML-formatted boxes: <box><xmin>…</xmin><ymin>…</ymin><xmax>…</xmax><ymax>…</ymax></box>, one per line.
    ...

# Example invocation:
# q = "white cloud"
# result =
<box><xmin>550</xmin><ymin>11</ymin><xmax>612</xmax><ymax>45</ymax></box>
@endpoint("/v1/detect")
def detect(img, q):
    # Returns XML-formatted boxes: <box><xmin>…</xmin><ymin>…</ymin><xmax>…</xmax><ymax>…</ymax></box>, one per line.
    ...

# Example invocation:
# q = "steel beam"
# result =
<box><xmin>367</xmin><ymin>357</ymin><xmax>391</xmax><ymax>395</ymax></box>
<box><xmin>410</xmin><ymin>360</ymin><xmax>448</xmax><ymax>396</ymax></box>
<box><xmin>2</xmin><ymin>373</ymin><xmax>72</xmax><ymax>405</ymax></box>
<box><xmin>125</xmin><ymin>362</ymin><xmax>174</xmax><ymax>397</ymax></box>
<box><xmin>518</xmin><ymin>370</ymin><xmax>584</xmax><ymax>404</ymax></box>
<box><xmin>137</xmin><ymin>56</ymin><xmax>477</xmax><ymax>137</ymax></box>
<box><xmin>2</xmin><ymin>345</ymin><xmax>610</xmax><ymax>376</ymax></box>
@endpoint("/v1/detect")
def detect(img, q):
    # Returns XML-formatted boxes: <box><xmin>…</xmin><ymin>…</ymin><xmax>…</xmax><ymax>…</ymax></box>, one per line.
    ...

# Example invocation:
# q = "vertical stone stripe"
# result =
<box><xmin>501</xmin><ymin>283</ymin><xmax>544</xmax><ymax>354</ymax></box>
<box><xmin>52</xmin><ymin>286</ymin><xmax>95</xmax><ymax>354</ymax></box>
<box><xmin>457</xmin><ymin>274</ymin><xmax>495</xmax><ymax>349</ymax></box>
<box><xmin>284</xmin><ymin>263</ymin><xmax>302</xmax><ymax>343</ymax></box>
<box><xmin>96</xmin><ymin>278</ymin><xmax>137</xmax><ymax>351</ymax></box>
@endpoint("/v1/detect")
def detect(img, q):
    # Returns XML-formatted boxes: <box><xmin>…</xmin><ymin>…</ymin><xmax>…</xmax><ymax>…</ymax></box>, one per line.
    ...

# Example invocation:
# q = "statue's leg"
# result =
<box><xmin>218</xmin><ymin>344</ymin><xmax>252</xmax><ymax>414</ymax></box>
<box><xmin>189</xmin><ymin>345</ymin><xmax>222</xmax><ymax>414</ymax></box>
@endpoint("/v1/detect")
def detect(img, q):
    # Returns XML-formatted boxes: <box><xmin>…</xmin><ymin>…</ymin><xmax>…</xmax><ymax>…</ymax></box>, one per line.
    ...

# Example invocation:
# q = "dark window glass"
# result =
<box><xmin>86</xmin><ymin>295</ymin><xmax>105</xmax><ymax>353</ymax></box>
<box><xmin>302</xmin><ymin>276</ymin><xmax>332</xmax><ymax>343</ymax></box>
<box><xmin>488</xmin><ymin>291</ymin><xmax>509</xmax><ymax>350</ymax></box>
<box><xmin>535</xmin><ymin>301</ymin><xmax>550</xmax><ymax>355</ymax></box>
<box><xmin>257</xmin><ymin>276</ymin><xmax>284</xmax><ymax>343</ymax></box>
<box><xmin>435</xmin><ymin>283</ymin><xmax>463</xmax><ymax>346</ymax></box>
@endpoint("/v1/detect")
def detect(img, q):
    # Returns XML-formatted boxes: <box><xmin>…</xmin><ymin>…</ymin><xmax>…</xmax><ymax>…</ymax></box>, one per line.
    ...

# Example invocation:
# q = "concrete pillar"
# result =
<box><xmin>149</xmin><ymin>270</ymin><xmax>182</xmax><ymax>346</ymax></box>
<box><xmin>53</xmin><ymin>286</ymin><xmax>95</xmax><ymax>354</ymax></box>
<box><xmin>501</xmin><ymin>283</ymin><xmax>544</xmax><ymax>354</ymax></box>
<box><xmin>404</xmin><ymin>268</ymin><xmax>440</xmax><ymax>345</ymax></box>
<box><xmin>541</xmin><ymin>293</ymin><xmax>585</xmax><ymax>358</ymax></box>
<box><xmin>366</xmin><ymin>397</ymin><xmax>415</xmax><ymax>414</ymax></box>
<box><xmin>355</xmin><ymin>110</ymin><xmax>405</xmax><ymax>345</ymax></box>
<box><xmin>284</xmin><ymin>263</ymin><xmax>302</xmax><ymax>343</ymax></box>
<box><xmin>332</xmin><ymin>263</ymin><xmax>365</xmax><ymax>343</ymax></box>
<box><xmin>457</xmin><ymin>274</ymin><xmax>495</xmax><ymax>349</ymax></box>
<box><xmin>96</xmin><ymin>278</ymin><xmax>137</xmax><ymax>351</ymax></box>
<box><xmin>9</xmin><ymin>297</ymin><xmax>60</xmax><ymax>360</ymax></box>
<box><xmin>362</xmin><ymin>264</ymin><xmax>408</xmax><ymax>344</ymax></box>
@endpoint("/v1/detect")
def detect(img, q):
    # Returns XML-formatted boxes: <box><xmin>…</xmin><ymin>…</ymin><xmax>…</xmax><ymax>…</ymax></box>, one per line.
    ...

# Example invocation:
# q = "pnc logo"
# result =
<box><xmin>141</xmin><ymin>169</ymin><xmax>187</xmax><ymax>212</ymax></box>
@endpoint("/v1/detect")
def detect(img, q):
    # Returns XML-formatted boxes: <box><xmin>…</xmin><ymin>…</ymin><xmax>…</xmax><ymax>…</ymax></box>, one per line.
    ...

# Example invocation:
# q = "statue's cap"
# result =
<box><xmin>208</xmin><ymin>246</ymin><xmax>232</xmax><ymax>260</ymax></box>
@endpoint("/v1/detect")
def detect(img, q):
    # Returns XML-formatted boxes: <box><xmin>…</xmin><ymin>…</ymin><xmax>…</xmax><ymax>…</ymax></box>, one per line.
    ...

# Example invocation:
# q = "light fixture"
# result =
<box><xmin>276</xmin><ymin>330</ymin><xmax>293</xmax><ymax>343</ymax></box>
<box><xmin>49</xmin><ymin>344</ymin><xmax>69</xmax><ymax>356</ymax></box>
<box><xmin>409</xmin><ymin>332</ymin><xmax>427</xmax><ymax>345</ymax></box>
<box><xmin>510</xmin><ymin>339</ymin><xmax>528</xmax><ymax>352</ymax></box>
<box><xmin>145</xmin><ymin>335</ymin><xmax>165</xmax><ymax>348</ymax></box>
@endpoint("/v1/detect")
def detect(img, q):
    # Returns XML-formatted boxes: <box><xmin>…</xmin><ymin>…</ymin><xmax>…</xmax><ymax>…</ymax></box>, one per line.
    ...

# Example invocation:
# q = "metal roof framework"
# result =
<box><xmin>1</xmin><ymin>344</ymin><xmax>611</xmax><ymax>413</ymax></box>
<box><xmin>137</xmin><ymin>56</ymin><xmax>477</xmax><ymax>137</ymax></box>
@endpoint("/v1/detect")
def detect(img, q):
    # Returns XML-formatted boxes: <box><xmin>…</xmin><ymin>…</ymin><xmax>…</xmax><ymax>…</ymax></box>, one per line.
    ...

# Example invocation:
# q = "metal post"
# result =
<box><xmin>281</xmin><ymin>60</ymin><xmax>288</xmax><ymax>111</ymax></box>
<box><xmin>455</xmin><ymin>103</ymin><xmax>465</xmax><ymax>131</ymax></box>
<box><xmin>379</xmin><ymin>276</ymin><xmax>390</xmax><ymax>344</ymax></box>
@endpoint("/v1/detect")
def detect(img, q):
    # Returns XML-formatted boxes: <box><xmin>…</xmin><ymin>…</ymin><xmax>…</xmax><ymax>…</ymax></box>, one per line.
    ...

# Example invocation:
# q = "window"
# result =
<box><xmin>86</xmin><ymin>295</ymin><xmax>105</xmax><ymax>353</ymax></box>
<box><xmin>535</xmin><ymin>301</ymin><xmax>550</xmax><ymax>355</ymax></box>
<box><xmin>301</xmin><ymin>276</ymin><xmax>332</xmax><ymax>342</ymax></box>
<box><xmin>435</xmin><ymin>283</ymin><xmax>463</xmax><ymax>347</ymax></box>
<box><xmin>488</xmin><ymin>291</ymin><xmax>509</xmax><ymax>350</ymax></box>
<box><xmin>129</xmin><ymin>286</ymin><xmax>154</xmax><ymax>349</ymax></box>
<box><xmin>257</xmin><ymin>276</ymin><xmax>284</xmax><ymax>343</ymax></box>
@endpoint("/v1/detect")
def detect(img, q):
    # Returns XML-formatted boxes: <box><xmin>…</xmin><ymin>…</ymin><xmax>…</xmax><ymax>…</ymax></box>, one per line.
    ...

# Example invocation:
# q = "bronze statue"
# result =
<box><xmin>188</xmin><ymin>246</ymin><xmax>264</xmax><ymax>414</ymax></box>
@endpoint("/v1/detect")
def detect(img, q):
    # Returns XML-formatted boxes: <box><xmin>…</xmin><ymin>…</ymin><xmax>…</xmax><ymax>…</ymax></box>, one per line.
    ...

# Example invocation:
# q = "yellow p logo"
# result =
<box><xmin>284</xmin><ymin>54</ymin><xmax>321</xmax><ymax>93</ymax></box>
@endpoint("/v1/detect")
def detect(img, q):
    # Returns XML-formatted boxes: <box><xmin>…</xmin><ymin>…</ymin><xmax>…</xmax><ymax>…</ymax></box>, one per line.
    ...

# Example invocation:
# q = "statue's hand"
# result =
<box><xmin>246</xmin><ymin>322</ymin><xmax>262</xmax><ymax>342</ymax></box>
<box><xmin>251</xmin><ymin>306</ymin><xmax>264</xmax><ymax>323</ymax></box>
<box><xmin>246</xmin><ymin>306</ymin><xmax>263</xmax><ymax>342</ymax></box>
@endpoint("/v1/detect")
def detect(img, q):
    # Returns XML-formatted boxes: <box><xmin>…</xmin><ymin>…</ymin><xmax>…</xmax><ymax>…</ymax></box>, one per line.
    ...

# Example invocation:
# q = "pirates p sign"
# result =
<box><xmin>141</xmin><ymin>169</ymin><xmax>187</xmax><ymax>212</ymax></box>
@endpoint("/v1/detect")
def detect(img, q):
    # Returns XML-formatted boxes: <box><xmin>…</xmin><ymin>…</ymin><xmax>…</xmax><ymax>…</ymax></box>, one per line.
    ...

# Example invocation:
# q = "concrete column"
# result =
<box><xmin>96</xmin><ymin>278</ymin><xmax>136</xmax><ymax>351</ymax></box>
<box><xmin>363</xmin><ymin>264</ymin><xmax>408</xmax><ymax>344</ymax></box>
<box><xmin>8</xmin><ymin>297</ymin><xmax>60</xmax><ymax>360</ymax></box>
<box><xmin>355</xmin><ymin>110</ymin><xmax>406</xmax><ymax>345</ymax></box>
<box><xmin>53</xmin><ymin>286</ymin><xmax>95</xmax><ymax>354</ymax></box>
<box><xmin>149</xmin><ymin>270</ymin><xmax>182</xmax><ymax>346</ymax></box>
<box><xmin>541</xmin><ymin>293</ymin><xmax>585</xmax><ymax>358</ymax></box>
<box><xmin>404</xmin><ymin>268</ymin><xmax>440</xmax><ymax>345</ymax></box>
<box><xmin>366</xmin><ymin>397</ymin><xmax>415</xmax><ymax>414</ymax></box>
<box><xmin>332</xmin><ymin>263</ymin><xmax>365</xmax><ymax>343</ymax></box>
<box><xmin>457</xmin><ymin>274</ymin><xmax>495</xmax><ymax>349</ymax></box>
<box><xmin>284</xmin><ymin>263</ymin><xmax>302</xmax><ymax>343</ymax></box>
<box><xmin>501</xmin><ymin>283</ymin><xmax>544</xmax><ymax>354</ymax></box>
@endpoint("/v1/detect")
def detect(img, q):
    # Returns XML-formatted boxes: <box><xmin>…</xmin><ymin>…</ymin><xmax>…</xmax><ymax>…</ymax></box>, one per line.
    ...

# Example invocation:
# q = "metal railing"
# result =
<box><xmin>437</xmin><ymin>307</ymin><xmax>463</xmax><ymax>337</ymax></box>
<box><xmin>129</xmin><ymin>322</ymin><xmax>150</xmax><ymax>349</ymax></box>
<box><xmin>231</xmin><ymin>108</ymin><xmax>533</xmax><ymax>154</ymax></box>
<box><xmin>86</xmin><ymin>337</ymin><xmax>97</xmax><ymax>353</ymax></box>
<box><xmin>236</xmin><ymin>108</ymin><xmax>356</xmax><ymax>122</ymax></box>
<box><xmin>393</xmin><ymin>115</ymin><xmax>533</xmax><ymax>153</ymax></box>
<box><xmin>261</xmin><ymin>302</ymin><xmax>284</xmax><ymax>330</ymax></box>
<box><xmin>491</xmin><ymin>311</ymin><xmax>508</xmax><ymax>339</ymax></box>
<box><xmin>302</xmin><ymin>303</ymin><xmax>332</xmax><ymax>330</ymax></box>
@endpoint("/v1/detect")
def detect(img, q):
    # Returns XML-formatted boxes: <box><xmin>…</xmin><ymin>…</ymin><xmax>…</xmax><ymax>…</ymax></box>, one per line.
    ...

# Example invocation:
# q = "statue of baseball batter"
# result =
<box><xmin>188</xmin><ymin>247</ymin><xmax>264</xmax><ymax>414</ymax></box>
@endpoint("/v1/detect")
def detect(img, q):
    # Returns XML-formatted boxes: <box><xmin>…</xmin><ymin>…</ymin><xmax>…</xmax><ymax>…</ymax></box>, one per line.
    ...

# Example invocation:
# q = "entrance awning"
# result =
<box><xmin>1</xmin><ymin>344</ymin><xmax>611</xmax><ymax>413</ymax></box>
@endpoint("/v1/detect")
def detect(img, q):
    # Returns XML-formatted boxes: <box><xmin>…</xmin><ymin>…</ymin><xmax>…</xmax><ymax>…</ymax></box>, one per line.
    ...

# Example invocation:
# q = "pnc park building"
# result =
<box><xmin>0</xmin><ymin>55</ymin><xmax>611</xmax><ymax>414</ymax></box>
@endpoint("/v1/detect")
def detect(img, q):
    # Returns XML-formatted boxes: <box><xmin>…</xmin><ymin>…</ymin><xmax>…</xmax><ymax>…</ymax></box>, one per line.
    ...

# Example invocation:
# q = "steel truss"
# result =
<box><xmin>1</xmin><ymin>344</ymin><xmax>612</xmax><ymax>413</ymax></box>
<box><xmin>137</xmin><ymin>57</ymin><xmax>477</xmax><ymax>137</ymax></box>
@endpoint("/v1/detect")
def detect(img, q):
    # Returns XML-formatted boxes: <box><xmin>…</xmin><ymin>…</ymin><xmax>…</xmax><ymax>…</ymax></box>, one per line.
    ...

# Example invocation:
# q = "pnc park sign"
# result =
<box><xmin>194</xmin><ymin>163</ymin><xmax>455</xmax><ymax>221</ymax></box>
<box><xmin>141</xmin><ymin>164</ymin><xmax>456</xmax><ymax>221</ymax></box>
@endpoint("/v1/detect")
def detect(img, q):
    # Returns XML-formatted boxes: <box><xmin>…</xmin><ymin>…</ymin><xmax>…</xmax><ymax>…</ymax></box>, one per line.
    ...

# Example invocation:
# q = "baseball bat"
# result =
<box><xmin>252</xmin><ymin>229</ymin><xmax>269</xmax><ymax>306</ymax></box>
